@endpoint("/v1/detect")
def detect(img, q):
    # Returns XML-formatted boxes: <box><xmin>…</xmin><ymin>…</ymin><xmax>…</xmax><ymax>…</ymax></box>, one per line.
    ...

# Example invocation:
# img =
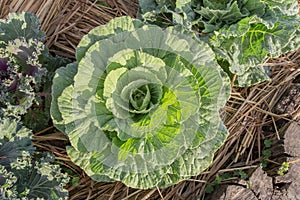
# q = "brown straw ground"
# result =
<box><xmin>0</xmin><ymin>0</ymin><xmax>138</xmax><ymax>58</ymax></box>
<box><xmin>1</xmin><ymin>1</ymin><xmax>300</xmax><ymax>199</ymax></box>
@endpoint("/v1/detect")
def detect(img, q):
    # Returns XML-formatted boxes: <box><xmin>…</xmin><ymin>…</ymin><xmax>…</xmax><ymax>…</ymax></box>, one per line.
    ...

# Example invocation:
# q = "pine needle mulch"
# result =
<box><xmin>1</xmin><ymin>1</ymin><xmax>300</xmax><ymax>199</ymax></box>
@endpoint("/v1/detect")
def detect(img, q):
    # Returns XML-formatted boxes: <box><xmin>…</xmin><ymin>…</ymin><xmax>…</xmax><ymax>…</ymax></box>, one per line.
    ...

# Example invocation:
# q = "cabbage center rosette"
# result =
<box><xmin>50</xmin><ymin>17</ymin><xmax>231</xmax><ymax>189</ymax></box>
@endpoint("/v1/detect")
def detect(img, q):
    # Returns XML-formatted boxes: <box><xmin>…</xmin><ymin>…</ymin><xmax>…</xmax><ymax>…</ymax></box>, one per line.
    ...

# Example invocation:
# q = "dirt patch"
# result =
<box><xmin>206</xmin><ymin>122</ymin><xmax>300</xmax><ymax>200</ymax></box>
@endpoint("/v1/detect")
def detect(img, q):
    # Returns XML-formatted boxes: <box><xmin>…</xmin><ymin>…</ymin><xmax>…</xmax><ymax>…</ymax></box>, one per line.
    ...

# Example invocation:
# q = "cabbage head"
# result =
<box><xmin>51</xmin><ymin>16</ymin><xmax>231</xmax><ymax>189</ymax></box>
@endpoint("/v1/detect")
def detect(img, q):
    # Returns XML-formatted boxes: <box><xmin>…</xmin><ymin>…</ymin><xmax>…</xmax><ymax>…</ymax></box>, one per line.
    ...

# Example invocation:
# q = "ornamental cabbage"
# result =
<box><xmin>0</xmin><ymin>12</ymin><xmax>47</xmax><ymax>117</ymax></box>
<box><xmin>138</xmin><ymin>0</ymin><xmax>300</xmax><ymax>86</ymax></box>
<box><xmin>0</xmin><ymin>12</ymin><xmax>70</xmax><ymax>120</ymax></box>
<box><xmin>0</xmin><ymin>118</ymin><xmax>69</xmax><ymax>199</ymax></box>
<box><xmin>51</xmin><ymin>16</ymin><xmax>230</xmax><ymax>189</ymax></box>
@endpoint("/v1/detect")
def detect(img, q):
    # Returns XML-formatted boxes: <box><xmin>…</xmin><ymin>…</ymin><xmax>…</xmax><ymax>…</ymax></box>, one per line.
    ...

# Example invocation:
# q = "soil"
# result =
<box><xmin>205</xmin><ymin>82</ymin><xmax>300</xmax><ymax>200</ymax></box>
<box><xmin>206</xmin><ymin>122</ymin><xmax>300</xmax><ymax>200</ymax></box>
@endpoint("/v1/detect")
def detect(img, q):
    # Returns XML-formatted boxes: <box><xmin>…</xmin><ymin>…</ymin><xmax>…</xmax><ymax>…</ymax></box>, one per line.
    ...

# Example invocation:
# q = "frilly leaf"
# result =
<box><xmin>265</xmin><ymin>0</ymin><xmax>299</xmax><ymax>16</ymax></box>
<box><xmin>0</xmin><ymin>118</ymin><xmax>69</xmax><ymax>199</ymax></box>
<box><xmin>0</xmin><ymin>118</ymin><xmax>35</xmax><ymax>168</ymax></box>
<box><xmin>0</xmin><ymin>12</ymin><xmax>52</xmax><ymax>118</ymax></box>
<box><xmin>0</xmin><ymin>12</ymin><xmax>45</xmax><ymax>47</ymax></box>
<box><xmin>211</xmin><ymin>15</ymin><xmax>300</xmax><ymax>86</ymax></box>
<box><xmin>138</xmin><ymin>0</ymin><xmax>300</xmax><ymax>86</ymax></box>
<box><xmin>1</xmin><ymin>154</ymin><xmax>69</xmax><ymax>200</ymax></box>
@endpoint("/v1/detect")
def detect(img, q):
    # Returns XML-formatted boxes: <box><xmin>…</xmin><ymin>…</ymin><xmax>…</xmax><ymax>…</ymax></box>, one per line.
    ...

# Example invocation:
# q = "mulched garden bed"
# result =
<box><xmin>1</xmin><ymin>1</ymin><xmax>299</xmax><ymax>199</ymax></box>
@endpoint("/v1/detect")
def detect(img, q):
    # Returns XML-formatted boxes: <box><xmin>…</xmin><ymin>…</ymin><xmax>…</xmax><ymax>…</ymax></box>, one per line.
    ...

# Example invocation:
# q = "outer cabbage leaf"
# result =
<box><xmin>211</xmin><ymin>15</ymin><xmax>300</xmax><ymax>86</ymax></box>
<box><xmin>50</xmin><ymin>62</ymin><xmax>78</xmax><ymax>133</ymax></box>
<box><xmin>76</xmin><ymin>16</ymin><xmax>144</xmax><ymax>62</ymax></box>
<box><xmin>51</xmin><ymin>16</ymin><xmax>230</xmax><ymax>189</ymax></box>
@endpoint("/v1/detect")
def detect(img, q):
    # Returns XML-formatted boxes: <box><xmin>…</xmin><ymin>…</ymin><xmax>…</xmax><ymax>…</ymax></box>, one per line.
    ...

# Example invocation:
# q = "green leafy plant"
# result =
<box><xmin>261</xmin><ymin>139</ymin><xmax>273</xmax><ymax>169</ymax></box>
<box><xmin>205</xmin><ymin>170</ymin><xmax>248</xmax><ymax>194</ymax></box>
<box><xmin>277</xmin><ymin>161</ymin><xmax>289</xmax><ymax>176</ymax></box>
<box><xmin>0</xmin><ymin>12</ymin><xmax>70</xmax><ymax>121</ymax></box>
<box><xmin>0</xmin><ymin>118</ymin><xmax>69</xmax><ymax>199</ymax></box>
<box><xmin>205</xmin><ymin>172</ymin><xmax>232</xmax><ymax>194</ymax></box>
<box><xmin>233</xmin><ymin>169</ymin><xmax>248</xmax><ymax>180</ymax></box>
<box><xmin>51</xmin><ymin>16</ymin><xmax>231</xmax><ymax>189</ymax></box>
<box><xmin>138</xmin><ymin>0</ymin><xmax>300</xmax><ymax>86</ymax></box>
<box><xmin>0</xmin><ymin>13</ymin><xmax>46</xmax><ymax>117</ymax></box>
<box><xmin>264</xmin><ymin>139</ymin><xmax>272</xmax><ymax>148</ymax></box>
<box><xmin>0</xmin><ymin>12</ymin><xmax>70</xmax><ymax>199</ymax></box>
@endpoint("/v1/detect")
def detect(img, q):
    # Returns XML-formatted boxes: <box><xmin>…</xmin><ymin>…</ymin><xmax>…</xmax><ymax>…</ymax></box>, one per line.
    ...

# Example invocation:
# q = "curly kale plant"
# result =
<box><xmin>0</xmin><ymin>12</ymin><xmax>47</xmax><ymax>117</ymax></box>
<box><xmin>0</xmin><ymin>12</ymin><xmax>70</xmax><ymax>122</ymax></box>
<box><xmin>0</xmin><ymin>118</ymin><xmax>69</xmax><ymax>199</ymax></box>
<box><xmin>139</xmin><ymin>0</ymin><xmax>300</xmax><ymax>86</ymax></box>
<box><xmin>51</xmin><ymin>16</ymin><xmax>231</xmax><ymax>189</ymax></box>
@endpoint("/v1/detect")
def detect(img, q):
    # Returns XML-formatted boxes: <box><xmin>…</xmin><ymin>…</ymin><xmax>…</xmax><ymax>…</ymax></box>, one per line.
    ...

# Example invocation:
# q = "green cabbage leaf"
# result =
<box><xmin>51</xmin><ymin>16</ymin><xmax>230</xmax><ymax>189</ymax></box>
<box><xmin>211</xmin><ymin>15</ymin><xmax>300</xmax><ymax>86</ymax></box>
<box><xmin>138</xmin><ymin>0</ymin><xmax>300</xmax><ymax>86</ymax></box>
